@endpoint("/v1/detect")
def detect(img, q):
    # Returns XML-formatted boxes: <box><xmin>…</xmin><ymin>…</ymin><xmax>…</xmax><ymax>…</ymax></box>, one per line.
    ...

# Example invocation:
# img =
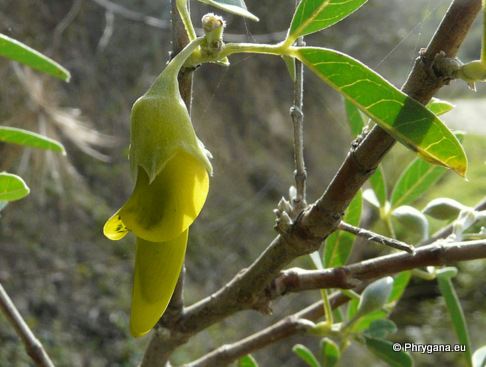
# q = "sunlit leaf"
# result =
<box><xmin>294</xmin><ymin>47</ymin><xmax>467</xmax><ymax>177</ymax></box>
<box><xmin>0</xmin><ymin>126</ymin><xmax>65</xmax><ymax>153</ymax></box>
<box><xmin>197</xmin><ymin>0</ymin><xmax>259</xmax><ymax>21</ymax></box>
<box><xmin>389</xmin><ymin>271</ymin><xmax>411</xmax><ymax>302</ymax></box>
<box><xmin>0</xmin><ymin>33</ymin><xmax>70</xmax><ymax>81</ymax></box>
<box><xmin>390</xmin><ymin>158</ymin><xmax>446</xmax><ymax>209</ymax></box>
<box><xmin>426</xmin><ymin>98</ymin><xmax>455</xmax><ymax>116</ymax></box>
<box><xmin>0</xmin><ymin>173</ymin><xmax>30</xmax><ymax>201</ymax></box>
<box><xmin>239</xmin><ymin>354</ymin><xmax>259</xmax><ymax>367</ymax></box>
<box><xmin>293</xmin><ymin>344</ymin><xmax>321</xmax><ymax>367</ymax></box>
<box><xmin>345</xmin><ymin>98</ymin><xmax>365</xmax><ymax>137</ymax></box>
<box><xmin>320</xmin><ymin>338</ymin><xmax>340</xmax><ymax>367</ymax></box>
<box><xmin>289</xmin><ymin>0</ymin><xmax>367</xmax><ymax>40</ymax></box>
<box><xmin>438</xmin><ymin>277</ymin><xmax>473</xmax><ymax>367</ymax></box>
<box><xmin>364</xmin><ymin>337</ymin><xmax>413</xmax><ymax>367</ymax></box>
<box><xmin>324</xmin><ymin>190</ymin><xmax>362</xmax><ymax>268</ymax></box>
<box><xmin>282</xmin><ymin>55</ymin><xmax>296</xmax><ymax>81</ymax></box>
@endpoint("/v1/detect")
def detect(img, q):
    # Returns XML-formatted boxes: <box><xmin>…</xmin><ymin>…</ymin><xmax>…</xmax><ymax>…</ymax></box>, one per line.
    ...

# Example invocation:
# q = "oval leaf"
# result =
<box><xmin>239</xmin><ymin>355</ymin><xmax>259</xmax><ymax>367</ymax></box>
<box><xmin>289</xmin><ymin>0</ymin><xmax>367</xmax><ymax>40</ymax></box>
<box><xmin>0</xmin><ymin>126</ymin><xmax>65</xmax><ymax>153</ymax></box>
<box><xmin>197</xmin><ymin>0</ymin><xmax>259</xmax><ymax>21</ymax></box>
<box><xmin>320</xmin><ymin>338</ymin><xmax>340</xmax><ymax>367</ymax></box>
<box><xmin>437</xmin><ymin>277</ymin><xmax>473</xmax><ymax>366</ymax></box>
<box><xmin>292</xmin><ymin>344</ymin><xmax>321</xmax><ymax>367</ymax></box>
<box><xmin>0</xmin><ymin>173</ymin><xmax>30</xmax><ymax>201</ymax></box>
<box><xmin>0</xmin><ymin>33</ymin><xmax>70</xmax><ymax>81</ymax></box>
<box><xmin>364</xmin><ymin>337</ymin><xmax>413</xmax><ymax>367</ymax></box>
<box><xmin>427</xmin><ymin>98</ymin><xmax>455</xmax><ymax>116</ymax></box>
<box><xmin>324</xmin><ymin>189</ymin><xmax>362</xmax><ymax>268</ymax></box>
<box><xmin>391</xmin><ymin>157</ymin><xmax>446</xmax><ymax>209</ymax></box>
<box><xmin>294</xmin><ymin>47</ymin><xmax>467</xmax><ymax>177</ymax></box>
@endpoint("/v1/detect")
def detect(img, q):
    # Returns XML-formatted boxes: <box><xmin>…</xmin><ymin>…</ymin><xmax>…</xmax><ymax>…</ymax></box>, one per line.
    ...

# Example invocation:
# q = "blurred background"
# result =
<box><xmin>1</xmin><ymin>0</ymin><xmax>486</xmax><ymax>366</ymax></box>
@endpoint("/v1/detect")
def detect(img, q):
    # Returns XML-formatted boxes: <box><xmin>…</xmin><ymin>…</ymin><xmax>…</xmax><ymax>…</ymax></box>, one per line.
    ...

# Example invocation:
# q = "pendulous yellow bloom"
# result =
<box><xmin>104</xmin><ymin>37</ymin><xmax>212</xmax><ymax>337</ymax></box>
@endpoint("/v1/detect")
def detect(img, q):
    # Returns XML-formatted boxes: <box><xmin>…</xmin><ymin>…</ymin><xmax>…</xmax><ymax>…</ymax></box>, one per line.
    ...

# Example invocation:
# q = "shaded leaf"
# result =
<box><xmin>426</xmin><ymin>98</ymin><xmax>455</xmax><ymax>116</ymax></box>
<box><xmin>369</xmin><ymin>166</ymin><xmax>387</xmax><ymax>208</ymax></box>
<box><xmin>345</xmin><ymin>96</ymin><xmax>365</xmax><ymax>137</ymax></box>
<box><xmin>289</xmin><ymin>0</ymin><xmax>367</xmax><ymax>40</ymax></box>
<box><xmin>293</xmin><ymin>344</ymin><xmax>321</xmax><ymax>367</ymax></box>
<box><xmin>0</xmin><ymin>33</ymin><xmax>70</xmax><ymax>81</ymax></box>
<box><xmin>364</xmin><ymin>337</ymin><xmax>413</xmax><ymax>367</ymax></box>
<box><xmin>390</xmin><ymin>158</ymin><xmax>446</xmax><ymax>209</ymax></box>
<box><xmin>364</xmin><ymin>319</ymin><xmax>397</xmax><ymax>339</ymax></box>
<box><xmin>320</xmin><ymin>338</ymin><xmax>340</xmax><ymax>367</ymax></box>
<box><xmin>0</xmin><ymin>126</ymin><xmax>65</xmax><ymax>153</ymax></box>
<box><xmin>438</xmin><ymin>277</ymin><xmax>473</xmax><ymax>366</ymax></box>
<box><xmin>0</xmin><ymin>173</ymin><xmax>30</xmax><ymax>201</ymax></box>
<box><xmin>294</xmin><ymin>47</ymin><xmax>467</xmax><ymax>177</ymax></box>
<box><xmin>239</xmin><ymin>354</ymin><xmax>259</xmax><ymax>367</ymax></box>
<box><xmin>324</xmin><ymin>190</ymin><xmax>362</xmax><ymax>267</ymax></box>
<box><xmin>197</xmin><ymin>0</ymin><xmax>259</xmax><ymax>21</ymax></box>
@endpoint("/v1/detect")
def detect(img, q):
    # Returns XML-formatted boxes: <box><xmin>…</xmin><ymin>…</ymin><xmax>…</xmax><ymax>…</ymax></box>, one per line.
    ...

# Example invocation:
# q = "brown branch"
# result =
<box><xmin>267</xmin><ymin>240</ymin><xmax>486</xmax><ymax>298</ymax></box>
<box><xmin>337</xmin><ymin>221</ymin><xmax>415</xmax><ymax>253</ymax></box>
<box><xmin>0</xmin><ymin>283</ymin><xmax>55</xmax><ymax>367</ymax></box>
<box><xmin>140</xmin><ymin>0</ymin><xmax>483</xmax><ymax>365</ymax></box>
<box><xmin>184</xmin><ymin>239</ymin><xmax>486</xmax><ymax>367</ymax></box>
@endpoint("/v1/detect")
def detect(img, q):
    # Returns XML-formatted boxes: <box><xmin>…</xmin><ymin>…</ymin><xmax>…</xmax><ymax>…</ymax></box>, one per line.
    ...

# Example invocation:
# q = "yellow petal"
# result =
<box><xmin>130</xmin><ymin>231</ymin><xmax>188</xmax><ymax>338</ymax></box>
<box><xmin>120</xmin><ymin>150</ymin><xmax>209</xmax><ymax>242</ymax></box>
<box><xmin>103</xmin><ymin>210</ymin><xmax>129</xmax><ymax>240</ymax></box>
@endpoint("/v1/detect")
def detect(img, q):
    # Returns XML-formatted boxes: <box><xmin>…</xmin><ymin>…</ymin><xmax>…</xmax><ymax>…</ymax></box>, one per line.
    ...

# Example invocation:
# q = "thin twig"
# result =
<box><xmin>337</xmin><ymin>221</ymin><xmax>415</xmax><ymax>254</ymax></box>
<box><xmin>184</xmin><ymin>239</ymin><xmax>486</xmax><ymax>366</ymax></box>
<box><xmin>290</xmin><ymin>22</ymin><xmax>307</xmax><ymax>213</ymax></box>
<box><xmin>0</xmin><ymin>283</ymin><xmax>55</xmax><ymax>367</ymax></box>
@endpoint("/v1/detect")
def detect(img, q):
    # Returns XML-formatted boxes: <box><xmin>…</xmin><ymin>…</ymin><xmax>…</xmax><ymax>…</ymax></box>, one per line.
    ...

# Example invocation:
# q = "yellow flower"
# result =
<box><xmin>104</xmin><ymin>37</ymin><xmax>211</xmax><ymax>337</ymax></box>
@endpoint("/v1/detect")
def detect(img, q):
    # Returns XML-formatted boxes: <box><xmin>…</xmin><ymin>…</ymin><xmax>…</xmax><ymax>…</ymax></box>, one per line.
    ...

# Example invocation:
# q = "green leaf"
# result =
<box><xmin>293</xmin><ymin>344</ymin><xmax>321</xmax><ymax>367</ymax></box>
<box><xmin>324</xmin><ymin>190</ymin><xmax>362</xmax><ymax>267</ymax></box>
<box><xmin>239</xmin><ymin>355</ymin><xmax>259</xmax><ymax>367</ymax></box>
<box><xmin>282</xmin><ymin>55</ymin><xmax>296</xmax><ymax>81</ymax></box>
<box><xmin>294</xmin><ymin>47</ymin><xmax>467</xmax><ymax>177</ymax></box>
<box><xmin>391</xmin><ymin>205</ymin><xmax>429</xmax><ymax>242</ymax></box>
<box><xmin>289</xmin><ymin>0</ymin><xmax>367</xmax><ymax>40</ymax></box>
<box><xmin>426</xmin><ymin>98</ymin><xmax>455</xmax><ymax>116</ymax></box>
<box><xmin>0</xmin><ymin>173</ymin><xmax>30</xmax><ymax>201</ymax></box>
<box><xmin>345</xmin><ymin>96</ymin><xmax>365</xmax><ymax>137</ymax></box>
<box><xmin>364</xmin><ymin>319</ymin><xmax>397</xmax><ymax>339</ymax></box>
<box><xmin>197</xmin><ymin>0</ymin><xmax>259</xmax><ymax>21</ymax></box>
<box><xmin>320</xmin><ymin>338</ymin><xmax>340</xmax><ymax>367</ymax></box>
<box><xmin>0</xmin><ymin>33</ymin><xmax>70</xmax><ymax>82</ymax></box>
<box><xmin>352</xmin><ymin>309</ymin><xmax>389</xmax><ymax>332</ymax></box>
<box><xmin>389</xmin><ymin>271</ymin><xmax>411</xmax><ymax>302</ymax></box>
<box><xmin>369</xmin><ymin>165</ymin><xmax>387</xmax><ymax>208</ymax></box>
<box><xmin>438</xmin><ymin>277</ymin><xmax>473</xmax><ymax>367</ymax></box>
<box><xmin>0</xmin><ymin>126</ymin><xmax>65</xmax><ymax>153</ymax></box>
<box><xmin>473</xmin><ymin>345</ymin><xmax>486</xmax><ymax>367</ymax></box>
<box><xmin>390</xmin><ymin>158</ymin><xmax>446</xmax><ymax>209</ymax></box>
<box><xmin>364</xmin><ymin>337</ymin><xmax>413</xmax><ymax>367</ymax></box>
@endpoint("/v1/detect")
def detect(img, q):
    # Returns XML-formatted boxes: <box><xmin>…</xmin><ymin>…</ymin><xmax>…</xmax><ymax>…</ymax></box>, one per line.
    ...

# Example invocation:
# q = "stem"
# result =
<box><xmin>0</xmin><ymin>283</ymin><xmax>55</xmax><ymax>367</ymax></box>
<box><xmin>320</xmin><ymin>289</ymin><xmax>334</xmax><ymax>326</ymax></box>
<box><xmin>176</xmin><ymin>0</ymin><xmax>196</xmax><ymax>41</ymax></box>
<box><xmin>291</xmin><ymin>33</ymin><xmax>307</xmax><ymax>212</ymax></box>
<box><xmin>337</xmin><ymin>221</ymin><xmax>414</xmax><ymax>254</ymax></box>
<box><xmin>219</xmin><ymin>42</ymin><xmax>289</xmax><ymax>59</ymax></box>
